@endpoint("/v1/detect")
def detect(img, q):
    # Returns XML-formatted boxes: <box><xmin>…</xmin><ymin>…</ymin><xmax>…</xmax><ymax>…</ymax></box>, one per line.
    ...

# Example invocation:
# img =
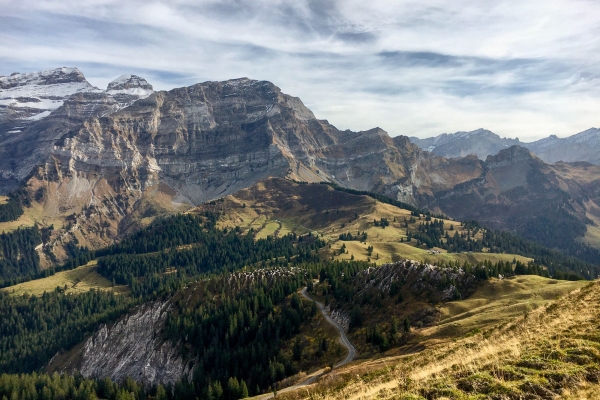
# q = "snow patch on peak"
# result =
<box><xmin>0</xmin><ymin>67</ymin><xmax>89</xmax><ymax>89</ymax></box>
<box><xmin>0</xmin><ymin>67</ymin><xmax>99</xmax><ymax>123</ymax></box>
<box><xmin>105</xmin><ymin>74</ymin><xmax>154</xmax><ymax>110</ymax></box>
<box><xmin>111</xmin><ymin>74</ymin><xmax>132</xmax><ymax>85</ymax></box>
<box><xmin>107</xmin><ymin>74</ymin><xmax>153</xmax><ymax>91</ymax></box>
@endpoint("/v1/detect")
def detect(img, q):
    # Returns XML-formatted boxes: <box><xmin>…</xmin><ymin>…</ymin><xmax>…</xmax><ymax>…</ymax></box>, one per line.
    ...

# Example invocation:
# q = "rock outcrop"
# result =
<box><xmin>358</xmin><ymin>260</ymin><xmax>479</xmax><ymax>303</ymax></box>
<box><xmin>48</xmin><ymin>301</ymin><xmax>193</xmax><ymax>387</ymax></box>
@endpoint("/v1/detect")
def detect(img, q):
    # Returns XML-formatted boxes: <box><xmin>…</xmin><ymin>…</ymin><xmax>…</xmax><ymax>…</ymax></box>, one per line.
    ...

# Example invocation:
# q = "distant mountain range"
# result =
<box><xmin>0</xmin><ymin>67</ymin><xmax>599</xmax><ymax>267</ymax></box>
<box><xmin>410</xmin><ymin>127</ymin><xmax>600</xmax><ymax>165</ymax></box>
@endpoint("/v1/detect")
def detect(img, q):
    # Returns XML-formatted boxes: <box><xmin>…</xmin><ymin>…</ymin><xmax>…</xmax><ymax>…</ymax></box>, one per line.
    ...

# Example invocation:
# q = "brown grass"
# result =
<box><xmin>196</xmin><ymin>178</ymin><xmax>529</xmax><ymax>267</ymax></box>
<box><xmin>278</xmin><ymin>277</ymin><xmax>597</xmax><ymax>399</ymax></box>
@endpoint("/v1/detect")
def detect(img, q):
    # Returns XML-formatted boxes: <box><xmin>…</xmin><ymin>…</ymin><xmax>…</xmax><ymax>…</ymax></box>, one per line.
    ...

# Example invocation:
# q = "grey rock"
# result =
<box><xmin>49</xmin><ymin>301</ymin><xmax>193</xmax><ymax>387</ymax></box>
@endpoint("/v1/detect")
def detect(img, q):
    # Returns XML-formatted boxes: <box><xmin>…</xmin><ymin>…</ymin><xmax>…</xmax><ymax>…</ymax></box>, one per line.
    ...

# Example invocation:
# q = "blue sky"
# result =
<box><xmin>2</xmin><ymin>0</ymin><xmax>600</xmax><ymax>140</ymax></box>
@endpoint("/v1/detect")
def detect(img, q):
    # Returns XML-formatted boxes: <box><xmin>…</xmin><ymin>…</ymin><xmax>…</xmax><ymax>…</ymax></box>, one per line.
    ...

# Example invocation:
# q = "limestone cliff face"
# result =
<box><xmin>48</xmin><ymin>301</ymin><xmax>192</xmax><ymax>387</ymax></box>
<box><xmin>19</xmin><ymin>77</ymin><xmax>474</xmax><ymax>207</ymax></box>
<box><xmin>18</xmin><ymin>78</ymin><xmax>470</xmax><ymax>264</ymax></box>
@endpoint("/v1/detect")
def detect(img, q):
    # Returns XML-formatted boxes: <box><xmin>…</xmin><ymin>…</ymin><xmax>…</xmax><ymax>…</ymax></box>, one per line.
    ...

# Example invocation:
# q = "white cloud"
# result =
<box><xmin>1</xmin><ymin>0</ymin><xmax>600</xmax><ymax>139</ymax></box>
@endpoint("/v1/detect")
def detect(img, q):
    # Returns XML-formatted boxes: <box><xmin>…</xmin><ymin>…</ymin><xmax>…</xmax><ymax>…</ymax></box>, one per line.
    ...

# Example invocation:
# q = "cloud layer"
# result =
<box><xmin>2</xmin><ymin>0</ymin><xmax>600</xmax><ymax>140</ymax></box>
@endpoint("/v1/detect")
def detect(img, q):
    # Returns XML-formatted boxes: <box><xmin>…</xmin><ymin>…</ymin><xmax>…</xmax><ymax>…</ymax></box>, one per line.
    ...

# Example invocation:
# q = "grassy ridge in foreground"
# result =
<box><xmin>279</xmin><ymin>276</ymin><xmax>595</xmax><ymax>400</ymax></box>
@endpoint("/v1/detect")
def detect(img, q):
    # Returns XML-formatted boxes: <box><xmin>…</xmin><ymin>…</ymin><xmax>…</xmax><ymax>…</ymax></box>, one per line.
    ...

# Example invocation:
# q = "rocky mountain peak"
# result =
<box><xmin>106</xmin><ymin>74</ymin><xmax>153</xmax><ymax>91</ymax></box>
<box><xmin>485</xmin><ymin>145</ymin><xmax>535</xmax><ymax>169</ymax></box>
<box><xmin>105</xmin><ymin>74</ymin><xmax>154</xmax><ymax>110</ymax></box>
<box><xmin>410</xmin><ymin>129</ymin><xmax>522</xmax><ymax>160</ymax></box>
<box><xmin>0</xmin><ymin>67</ymin><xmax>89</xmax><ymax>90</ymax></box>
<box><xmin>0</xmin><ymin>67</ymin><xmax>99</xmax><ymax>144</ymax></box>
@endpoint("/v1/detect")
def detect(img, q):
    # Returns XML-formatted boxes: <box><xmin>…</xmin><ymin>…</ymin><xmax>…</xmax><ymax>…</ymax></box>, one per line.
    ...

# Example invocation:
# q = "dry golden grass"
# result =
<box><xmin>1</xmin><ymin>261</ymin><xmax>129</xmax><ymax>296</ymax></box>
<box><xmin>0</xmin><ymin>195</ymin><xmax>8</xmax><ymax>205</ymax></box>
<box><xmin>202</xmin><ymin>179</ymin><xmax>527</xmax><ymax>267</ymax></box>
<box><xmin>279</xmin><ymin>276</ymin><xmax>597</xmax><ymax>400</ymax></box>
<box><xmin>426</xmin><ymin>275</ymin><xmax>585</xmax><ymax>340</ymax></box>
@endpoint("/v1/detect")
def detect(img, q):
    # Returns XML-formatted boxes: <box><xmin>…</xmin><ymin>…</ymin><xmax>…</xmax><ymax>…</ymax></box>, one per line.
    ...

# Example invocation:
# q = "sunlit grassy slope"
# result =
<box><xmin>196</xmin><ymin>178</ymin><xmax>531</xmax><ymax>266</ymax></box>
<box><xmin>1</xmin><ymin>261</ymin><xmax>128</xmax><ymax>296</ymax></box>
<box><xmin>279</xmin><ymin>275</ymin><xmax>595</xmax><ymax>399</ymax></box>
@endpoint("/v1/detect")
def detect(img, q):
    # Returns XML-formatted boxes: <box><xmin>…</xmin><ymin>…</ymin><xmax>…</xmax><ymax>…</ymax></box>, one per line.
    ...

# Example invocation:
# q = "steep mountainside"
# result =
<box><xmin>0</xmin><ymin>69</ymin><xmax>154</xmax><ymax>192</ymax></box>
<box><xmin>0</xmin><ymin>74</ymin><xmax>484</xmax><ymax>264</ymax></box>
<box><xmin>421</xmin><ymin>146</ymin><xmax>600</xmax><ymax>260</ymax></box>
<box><xmin>49</xmin><ymin>301</ymin><xmax>192</xmax><ymax>387</ymax></box>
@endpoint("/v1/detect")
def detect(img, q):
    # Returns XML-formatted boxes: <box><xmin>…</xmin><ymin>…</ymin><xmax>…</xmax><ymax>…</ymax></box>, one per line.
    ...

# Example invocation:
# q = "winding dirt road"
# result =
<box><xmin>258</xmin><ymin>287</ymin><xmax>357</xmax><ymax>398</ymax></box>
<box><xmin>300</xmin><ymin>287</ymin><xmax>357</xmax><ymax>367</ymax></box>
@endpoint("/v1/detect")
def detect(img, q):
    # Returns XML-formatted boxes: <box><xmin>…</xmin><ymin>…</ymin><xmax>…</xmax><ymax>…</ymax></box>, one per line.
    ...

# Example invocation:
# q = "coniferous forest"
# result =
<box><xmin>0</xmin><ymin>194</ymin><xmax>597</xmax><ymax>399</ymax></box>
<box><xmin>0</xmin><ymin>189</ymin><xmax>27</xmax><ymax>223</ymax></box>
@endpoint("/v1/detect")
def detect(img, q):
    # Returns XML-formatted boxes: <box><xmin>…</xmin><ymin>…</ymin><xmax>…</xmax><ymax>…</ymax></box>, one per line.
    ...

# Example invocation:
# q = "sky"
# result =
<box><xmin>1</xmin><ymin>0</ymin><xmax>600</xmax><ymax>141</ymax></box>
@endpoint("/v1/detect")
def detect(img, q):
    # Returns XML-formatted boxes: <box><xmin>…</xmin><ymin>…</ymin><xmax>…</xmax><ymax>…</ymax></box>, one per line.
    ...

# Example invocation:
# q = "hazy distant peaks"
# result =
<box><xmin>410</xmin><ymin>128</ymin><xmax>600</xmax><ymax>165</ymax></box>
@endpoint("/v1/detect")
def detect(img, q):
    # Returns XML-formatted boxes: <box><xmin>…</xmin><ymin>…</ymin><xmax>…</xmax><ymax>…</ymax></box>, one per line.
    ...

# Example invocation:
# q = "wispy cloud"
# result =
<box><xmin>2</xmin><ymin>0</ymin><xmax>600</xmax><ymax>140</ymax></box>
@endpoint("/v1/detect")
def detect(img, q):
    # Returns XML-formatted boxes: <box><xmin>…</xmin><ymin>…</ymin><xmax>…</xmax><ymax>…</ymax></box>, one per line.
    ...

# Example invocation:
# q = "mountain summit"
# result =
<box><xmin>526</xmin><ymin>128</ymin><xmax>600</xmax><ymax>165</ymax></box>
<box><xmin>105</xmin><ymin>74</ymin><xmax>154</xmax><ymax>109</ymax></box>
<box><xmin>0</xmin><ymin>67</ymin><xmax>98</xmax><ymax>124</ymax></box>
<box><xmin>106</xmin><ymin>74</ymin><xmax>153</xmax><ymax>91</ymax></box>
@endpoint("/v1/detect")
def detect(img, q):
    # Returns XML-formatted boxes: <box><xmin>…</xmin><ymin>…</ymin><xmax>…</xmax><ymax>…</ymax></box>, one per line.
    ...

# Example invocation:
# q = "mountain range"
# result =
<box><xmin>0</xmin><ymin>67</ymin><xmax>599</xmax><ymax>267</ymax></box>
<box><xmin>410</xmin><ymin>127</ymin><xmax>600</xmax><ymax>165</ymax></box>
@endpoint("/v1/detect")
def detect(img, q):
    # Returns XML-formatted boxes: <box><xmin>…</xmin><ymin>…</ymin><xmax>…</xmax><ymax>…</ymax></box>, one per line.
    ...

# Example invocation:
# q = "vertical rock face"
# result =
<box><xmin>43</xmin><ymin>77</ymin><xmax>459</xmax><ymax>207</ymax></box>
<box><xmin>49</xmin><ymin>302</ymin><xmax>193</xmax><ymax>387</ymax></box>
